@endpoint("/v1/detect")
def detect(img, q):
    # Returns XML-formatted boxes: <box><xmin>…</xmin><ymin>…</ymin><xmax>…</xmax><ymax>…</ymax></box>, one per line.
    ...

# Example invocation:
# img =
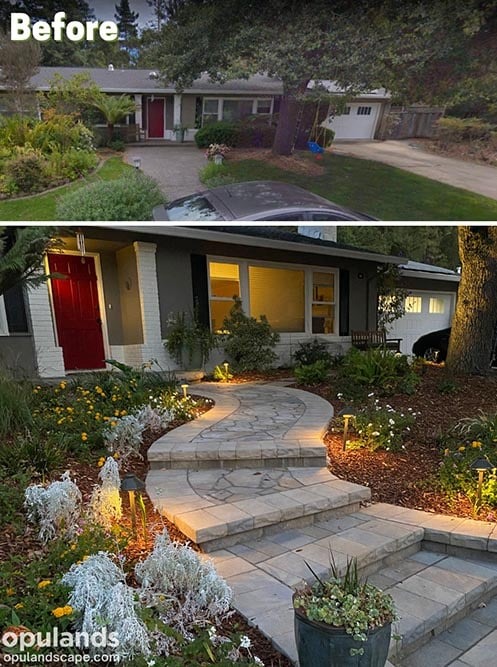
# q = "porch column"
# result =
<box><xmin>133</xmin><ymin>241</ymin><xmax>171</xmax><ymax>366</ymax></box>
<box><xmin>173</xmin><ymin>93</ymin><xmax>182</xmax><ymax>139</ymax></box>
<box><xmin>134</xmin><ymin>94</ymin><xmax>143</xmax><ymax>139</ymax></box>
<box><xmin>26</xmin><ymin>278</ymin><xmax>65</xmax><ymax>378</ymax></box>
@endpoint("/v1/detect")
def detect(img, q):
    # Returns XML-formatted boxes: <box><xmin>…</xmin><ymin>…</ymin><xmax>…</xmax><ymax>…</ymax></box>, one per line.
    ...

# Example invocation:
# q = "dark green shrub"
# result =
<box><xmin>195</xmin><ymin>121</ymin><xmax>239</xmax><ymax>148</ymax></box>
<box><xmin>56</xmin><ymin>171</ymin><xmax>165</xmax><ymax>220</ymax></box>
<box><xmin>221</xmin><ymin>297</ymin><xmax>279</xmax><ymax>371</ymax></box>
<box><xmin>4</xmin><ymin>149</ymin><xmax>47</xmax><ymax>194</ymax></box>
<box><xmin>337</xmin><ymin>347</ymin><xmax>420</xmax><ymax>400</ymax></box>
<box><xmin>47</xmin><ymin>147</ymin><xmax>97</xmax><ymax>181</ymax></box>
<box><xmin>293</xmin><ymin>338</ymin><xmax>333</xmax><ymax>367</ymax></box>
<box><xmin>294</xmin><ymin>360</ymin><xmax>330</xmax><ymax>385</ymax></box>
<box><xmin>108</xmin><ymin>138</ymin><xmax>126</xmax><ymax>151</ymax></box>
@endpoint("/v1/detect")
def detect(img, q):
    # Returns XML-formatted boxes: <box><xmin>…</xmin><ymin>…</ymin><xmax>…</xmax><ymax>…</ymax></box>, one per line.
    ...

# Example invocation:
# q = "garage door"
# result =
<box><xmin>386</xmin><ymin>291</ymin><xmax>455</xmax><ymax>356</ymax></box>
<box><xmin>324</xmin><ymin>103</ymin><xmax>381</xmax><ymax>140</ymax></box>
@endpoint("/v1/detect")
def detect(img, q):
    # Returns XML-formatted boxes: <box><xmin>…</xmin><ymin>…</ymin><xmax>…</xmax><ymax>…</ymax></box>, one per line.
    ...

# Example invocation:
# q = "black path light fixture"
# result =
<box><xmin>470</xmin><ymin>457</ymin><xmax>495</xmax><ymax>508</ymax></box>
<box><xmin>121</xmin><ymin>473</ymin><xmax>145</xmax><ymax>537</ymax></box>
<box><xmin>338</xmin><ymin>406</ymin><xmax>357</xmax><ymax>452</ymax></box>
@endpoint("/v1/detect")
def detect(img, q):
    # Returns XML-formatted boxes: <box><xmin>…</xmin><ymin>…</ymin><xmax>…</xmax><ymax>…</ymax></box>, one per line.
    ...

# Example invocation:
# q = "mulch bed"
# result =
<box><xmin>301</xmin><ymin>365</ymin><xmax>497</xmax><ymax>520</ymax></box>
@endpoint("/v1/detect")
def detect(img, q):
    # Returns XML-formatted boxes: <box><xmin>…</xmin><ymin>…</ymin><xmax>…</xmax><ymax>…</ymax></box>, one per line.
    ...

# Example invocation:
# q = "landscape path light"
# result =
<box><xmin>181</xmin><ymin>383</ymin><xmax>189</xmax><ymax>398</ymax></box>
<box><xmin>470</xmin><ymin>457</ymin><xmax>494</xmax><ymax>507</ymax></box>
<box><xmin>338</xmin><ymin>406</ymin><xmax>357</xmax><ymax>452</ymax></box>
<box><xmin>132</xmin><ymin>157</ymin><xmax>142</xmax><ymax>169</ymax></box>
<box><xmin>121</xmin><ymin>473</ymin><xmax>145</xmax><ymax>537</ymax></box>
<box><xmin>223</xmin><ymin>362</ymin><xmax>230</xmax><ymax>381</ymax></box>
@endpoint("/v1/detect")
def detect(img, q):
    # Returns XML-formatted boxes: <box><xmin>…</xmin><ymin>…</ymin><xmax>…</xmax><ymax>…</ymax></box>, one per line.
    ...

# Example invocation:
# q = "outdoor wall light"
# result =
<box><xmin>470</xmin><ymin>457</ymin><xmax>494</xmax><ymax>507</ymax></box>
<box><xmin>181</xmin><ymin>383</ymin><xmax>189</xmax><ymax>398</ymax></box>
<box><xmin>132</xmin><ymin>157</ymin><xmax>142</xmax><ymax>169</ymax></box>
<box><xmin>338</xmin><ymin>406</ymin><xmax>357</xmax><ymax>451</ymax></box>
<box><xmin>120</xmin><ymin>473</ymin><xmax>145</xmax><ymax>537</ymax></box>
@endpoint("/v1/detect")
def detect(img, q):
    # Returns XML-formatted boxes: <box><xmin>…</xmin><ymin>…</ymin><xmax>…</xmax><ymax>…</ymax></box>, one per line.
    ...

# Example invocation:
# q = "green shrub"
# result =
<box><xmin>108</xmin><ymin>138</ymin><xmax>126</xmax><ymax>151</ymax></box>
<box><xmin>0</xmin><ymin>470</ymin><xmax>31</xmax><ymax>530</ymax></box>
<box><xmin>294</xmin><ymin>360</ymin><xmax>330</xmax><ymax>385</ymax></box>
<box><xmin>221</xmin><ymin>297</ymin><xmax>280</xmax><ymax>371</ymax></box>
<box><xmin>337</xmin><ymin>347</ymin><xmax>420</xmax><ymax>400</ymax></box>
<box><xmin>436</xmin><ymin>116</ymin><xmax>494</xmax><ymax>145</ymax></box>
<box><xmin>47</xmin><ymin>147</ymin><xmax>98</xmax><ymax>181</ymax></box>
<box><xmin>195</xmin><ymin>121</ymin><xmax>239</xmax><ymax>148</ymax></box>
<box><xmin>30</xmin><ymin>113</ymin><xmax>95</xmax><ymax>153</ymax></box>
<box><xmin>0</xmin><ymin>115</ymin><xmax>35</xmax><ymax>148</ymax></box>
<box><xmin>56</xmin><ymin>171</ymin><xmax>165</xmax><ymax>220</ymax></box>
<box><xmin>349</xmin><ymin>402</ymin><xmax>416</xmax><ymax>452</ymax></box>
<box><xmin>199</xmin><ymin>161</ymin><xmax>236</xmax><ymax>188</ymax></box>
<box><xmin>293</xmin><ymin>338</ymin><xmax>333</xmax><ymax>367</ymax></box>
<box><xmin>4</xmin><ymin>149</ymin><xmax>48</xmax><ymax>194</ymax></box>
<box><xmin>0</xmin><ymin>374</ymin><xmax>32</xmax><ymax>438</ymax></box>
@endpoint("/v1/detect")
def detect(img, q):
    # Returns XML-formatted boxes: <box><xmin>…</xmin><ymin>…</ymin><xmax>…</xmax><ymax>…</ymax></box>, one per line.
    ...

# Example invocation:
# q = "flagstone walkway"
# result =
<box><xmin>146</xmin><ymin>383</ymin><xmax>497</xmax><ymax>666</ymax></box>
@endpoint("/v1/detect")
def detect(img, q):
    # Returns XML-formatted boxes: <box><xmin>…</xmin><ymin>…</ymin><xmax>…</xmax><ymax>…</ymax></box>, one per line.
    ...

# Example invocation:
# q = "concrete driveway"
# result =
<box><xmin>333</xmin><ymin>140</ymin><xmax>497</xmax><ymax>201</ymax></box>
<box><xmin>125</xmin><ymin>145</ymin><xmax>206</xmax><ymax>201</ymax></box>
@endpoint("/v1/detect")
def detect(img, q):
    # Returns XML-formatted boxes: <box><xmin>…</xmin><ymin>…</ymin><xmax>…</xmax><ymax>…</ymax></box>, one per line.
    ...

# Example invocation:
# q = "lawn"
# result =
<box><xmin>0</xmin><ymin>156</ymin><xmax>132</xmax><ymax>221</ymax></box>
<box><xmin>225</xmin><ymin>152</ymin><xmax>497</xmax><ymax>220</ymax></box>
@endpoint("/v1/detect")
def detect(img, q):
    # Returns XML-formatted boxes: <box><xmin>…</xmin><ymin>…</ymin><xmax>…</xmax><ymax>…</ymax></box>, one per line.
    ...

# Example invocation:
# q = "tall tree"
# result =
<box><xmin>146</xmin><ymin>0</ymin><xmax>168</xmax><ymax>30</ymax></box>
<box><xmin>445</xmin><ymin>227</ymin><xmax>497</xmax><ymax>375</ymax></box>
<box><xmin>115</xmin><ymin>0</ymin><xmax>139</xmax><ymax>41</ymax></box>
<box><xmin>149</xmin><ymin>0</ymin><xmax>492</xmax><ymax>155</ymax></box>
<box><xmin>0</xmin><ymin>31</ymin><xmax>40</xmax><ymax>115</ymax></box>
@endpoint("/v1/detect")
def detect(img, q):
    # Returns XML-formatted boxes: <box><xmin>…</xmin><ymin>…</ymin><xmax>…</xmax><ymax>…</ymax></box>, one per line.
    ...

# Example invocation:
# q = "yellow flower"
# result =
<box><xmin>114</xmin><ymin>410</ymin><xmax>120</xmax><ymax>416</ymax></box>
<box><xmin>111</xmin><ymin>421</ymin><xmax>117</xmax><ymax>427</ymax></box>
<box><xmin>38</xmin><ymin>580</ymin><xmax>51</xmax><ymax>589</ymax></box>
<box><xmin>471</xmin><ymin>441</ymin><xmax>483</xmax><ymax>449</ymax></box>
<box><xmin>120</xmin><ymin>410</ymin><xmax>127</xmax><ymax>416</ymax></box>
<box><xmin>63</xmin><ymin>605</ymin><xmax>73</xmax><ymax>616</ymax></box>
<box><xmin>444</xmin><ymin>448</ymin><xmax>450</xmax><ymax>456</ymax></box>
<box><xmin>70</xmin><ymin>544</ymin><xmax>77</xmax><ymax>551</ymax></box>
<box><xmin>52</xmin><ymin>607</ymin><xmax>68</xmax><ymax>618</ymax></box>
<box><xmin>458</xmin><ymin>446</ymin><xmax>466</xmax><ymax>452</ymax></box>
<box><xmin>113</xmin><ymin>452</ymin><xmax>120</xmax><ymax>459</ymax></box>
<box><xmin>59</xmin><ymin>381</ymin><xmax>67</xmax><ymax>390</ymax></box>
<box><xmin>97</xmin><ymin>457</ymin><xmax>106</xmax><ymax>467</ymax></box>
<box><xmin>81</xmin><ymin>433</ymin><xmax>88</xmax><ymax>442</ymax></box>
<box><xmin>14</xmin><ymin>603</ymin><xmax>23</xmax><ymax>610</ymax></box>
<box><xmin>6</xmin><ymin>588</ymin><xmax>15</xmax><ymax>596</ymax></box>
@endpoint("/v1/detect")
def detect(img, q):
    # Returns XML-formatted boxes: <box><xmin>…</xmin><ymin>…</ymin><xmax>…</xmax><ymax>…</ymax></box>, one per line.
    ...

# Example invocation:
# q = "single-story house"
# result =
<box><xmin>0</xmin><ymin>66</ymin><xmax>391</xmax><ymax>143</ymax></box>
<box><xmin>0</xmin><ymin>225</ymin><xmax>459</xmax><ymax>378</ymax></box>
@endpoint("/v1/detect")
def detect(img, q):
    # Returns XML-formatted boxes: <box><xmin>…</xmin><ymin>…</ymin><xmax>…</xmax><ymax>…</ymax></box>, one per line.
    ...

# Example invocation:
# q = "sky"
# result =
<box><xmin>90</xmin><ymin>0</ymin><xmax>155</xmax><ymax>26</ymax></box>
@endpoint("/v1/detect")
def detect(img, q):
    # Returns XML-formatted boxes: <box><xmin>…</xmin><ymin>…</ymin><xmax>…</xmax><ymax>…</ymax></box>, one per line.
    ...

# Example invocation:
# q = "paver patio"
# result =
<box><xmin>146</xmin><ymin>382</ymin><xmax>497</xmax><ymax>665</ymax></box>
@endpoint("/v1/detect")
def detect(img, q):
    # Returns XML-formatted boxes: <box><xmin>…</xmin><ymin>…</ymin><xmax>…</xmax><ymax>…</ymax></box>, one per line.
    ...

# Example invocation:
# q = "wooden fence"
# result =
<box><xmin>377</xmin><ymin>106</ymin><xmax>445</xmax><ymax>140</ymax></box>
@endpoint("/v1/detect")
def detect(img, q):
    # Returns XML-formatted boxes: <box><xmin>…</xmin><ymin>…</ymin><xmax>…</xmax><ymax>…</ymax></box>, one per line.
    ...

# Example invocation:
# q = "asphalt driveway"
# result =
<box><xmin>333</xmin><ymin>140</ymin><xmax>497</xmax><ymax>201</ymax></box>
<box><xmin>125</xmin><ymin>145</ymin><xmax>205</xmax><ymax>200</ymax></box>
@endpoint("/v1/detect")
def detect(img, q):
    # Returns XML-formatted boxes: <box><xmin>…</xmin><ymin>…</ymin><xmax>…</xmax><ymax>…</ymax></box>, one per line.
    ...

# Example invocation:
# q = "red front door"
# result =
<box><xmin>48</xmin><ymin>254</ymin><xmax>106</xmax><ymax>371</ymax></box>
<box><xmin>148</xmin><ymin>98</ymin><xmax>165</xmax><ymax>138</ymax></box>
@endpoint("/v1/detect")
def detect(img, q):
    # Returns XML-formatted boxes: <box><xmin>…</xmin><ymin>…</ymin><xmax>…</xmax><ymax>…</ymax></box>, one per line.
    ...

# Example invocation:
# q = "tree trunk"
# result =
<box><xmin>271</xmin><ymin>81</ymin><xmax>309</xmax><ymax>156</ymax></box>
<box><xmin>445</xmin><ymin>227</ymin><xmax>497</xmax><ymax>374</ymax></box>
<box><xmin>107</xmin><ymin>122</ymin><xmax>114</xmax><ymax>141</ymax></box>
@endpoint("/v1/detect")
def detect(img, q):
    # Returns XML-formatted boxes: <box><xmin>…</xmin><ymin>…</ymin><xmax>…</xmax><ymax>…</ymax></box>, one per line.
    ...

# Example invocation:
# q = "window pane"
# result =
<box><xmin>257</xmin><ymin>99</ymin><xmax>271</xmax><ymax>114</ymax></box>
<box><xmin>313</xmin><ymin>272</ymin><xmax>334</xmax><ymax>303</ymax></box>
<box><xmin>405</xmin><ymin>296</ymin><xmax>422</xmax><ymax>313</ymax></box>
<box><xmin>210</xmin><ymin>301</ymin><xmax>233</xmax><ymax>332</ymax></box>
<box><xmin>312</xmin><ymin>304</ymin><xmax>334</xmax><ymax>334</ymax></box>
<box><xmin>222</xmin><ymin>99</ymin><xmax>253</xmax><ymax>121</ymax></box>
<box><xmin>429</xmin><ymin>297</ymin><xmax>445</xmax><ymax>314</ymax></box>
<box><xmin>203</xmin><ymin>99</ymin><xmax>219</xmax><ymax>114</ymax></box>
<box><xmin>249</xmin><ymin>266</ymin><xmax>304</xmax><ymax>332</ymax></box>
<box><xmin>209</xmin><ymin>262</ymin><xmax>240</xmax><ymax>299</ymax></box>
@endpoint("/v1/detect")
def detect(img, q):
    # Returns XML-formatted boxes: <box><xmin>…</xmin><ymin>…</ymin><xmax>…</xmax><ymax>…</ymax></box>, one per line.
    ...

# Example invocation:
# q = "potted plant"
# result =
<box><xmin>174</xmin><ymin>124</ymin><xmax>187</xmax><ymax>142</ymax></box>
<box><xmin>205</xmin><ymin>143</ymin><xmax>231</xmax><ymax>164</ymax></box>
<box><xmin>164</xmin><ymin>309</ymin><xmax>217</xmax><ymax>370</ymax></box>
<box><xmin>293</xmin><ymin>556</ymin><xmax>396</xmax><ymax>667</ymax></box>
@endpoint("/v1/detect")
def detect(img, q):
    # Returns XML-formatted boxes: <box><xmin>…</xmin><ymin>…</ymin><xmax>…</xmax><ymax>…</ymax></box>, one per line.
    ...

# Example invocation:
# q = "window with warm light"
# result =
<box><xmin>249</xmin><ymin>265</ymin><xmax>305</xmax><ymax>332</ymax></box>
<box><xmin>312</xmin><ymin>272</ymin><xmax>335</xmax><ymax>334</ymax></box>
<box><xmin>429</xmin><ymin>297</ymin><xmax>446</xmax><ymax>314</ymax></box>
<box><xmin>405</xmin><ymin>296</ymin><xmax>422</xmax><ymax>313</ymax></box>
<box><xmin>208</xmin><ymin>262</ymin><xmax>240</xmax><ymax>331</ymax></box>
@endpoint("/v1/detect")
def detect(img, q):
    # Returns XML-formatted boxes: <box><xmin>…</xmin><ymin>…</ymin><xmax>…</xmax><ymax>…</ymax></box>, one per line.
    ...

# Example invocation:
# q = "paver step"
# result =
<box><xmin>146</xmin><ymin>467</ymin><xmax>371</xmax><ymax>551</ymax></box>
<box><xmin>206</xmin><ymin>515</ymin><xmax>424</xmax><ymax>664</ymax></box>
<box><xmin>367</xmin><ymin>552</ymin><xmax>497</xmax><ymax>662</ymax></box>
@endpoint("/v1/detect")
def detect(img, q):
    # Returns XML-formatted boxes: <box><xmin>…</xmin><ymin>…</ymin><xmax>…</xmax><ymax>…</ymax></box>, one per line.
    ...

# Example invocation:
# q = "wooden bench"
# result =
<box><xmin>351</xmin><ymin>330</ymin><xmax>402</xmax><ymax>353</ymax></box>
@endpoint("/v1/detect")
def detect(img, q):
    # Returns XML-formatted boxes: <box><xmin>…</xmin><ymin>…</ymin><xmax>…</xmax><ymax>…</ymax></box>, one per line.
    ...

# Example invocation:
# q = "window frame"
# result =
<box><xmin>207</xmin><ymin>256</ymin><xmax>339</xmax><ymax>335</ymax></box>
<box><xmin>202</xmin><ymin>97</ymin><xmax>275</xmax><ymax>125</ymax></box>
<box><xmin>311</xmin><ymin>271</ymin><xmax>336</xmax><ymax>335</ymax></box>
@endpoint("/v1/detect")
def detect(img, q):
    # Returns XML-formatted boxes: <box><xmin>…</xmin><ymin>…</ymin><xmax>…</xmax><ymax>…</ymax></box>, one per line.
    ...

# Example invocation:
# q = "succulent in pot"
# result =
<box><xmin>293</xmin><ymin>555</ymin><xmax>396</xmax><ymax>667</ymax></box>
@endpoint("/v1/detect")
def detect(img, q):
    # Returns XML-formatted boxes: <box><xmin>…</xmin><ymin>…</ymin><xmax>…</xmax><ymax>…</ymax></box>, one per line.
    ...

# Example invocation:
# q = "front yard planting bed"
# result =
<box><xmin>0</xmin><ymin>370</ymin><xmax>290</xmax><ymax>666</ymax></box>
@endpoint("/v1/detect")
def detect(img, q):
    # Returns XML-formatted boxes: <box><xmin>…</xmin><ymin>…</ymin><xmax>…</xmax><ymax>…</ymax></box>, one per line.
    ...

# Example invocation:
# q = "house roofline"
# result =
<box><xmin>108</xmin><ymin>225</ymin><xmax>404</xmax><ymax>264</ymax></box>
<box><xmin>399</xmin><ymin>267</ymin><xmax>460</xmax><ymax>282</ymax></box>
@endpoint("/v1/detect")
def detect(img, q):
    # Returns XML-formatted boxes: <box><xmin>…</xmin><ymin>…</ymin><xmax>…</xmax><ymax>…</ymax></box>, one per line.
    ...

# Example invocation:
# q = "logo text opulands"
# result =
<box><xmin>2</xmin><ymin>627</ymin><xmax>119</xmax><ymax>652</ymax></box>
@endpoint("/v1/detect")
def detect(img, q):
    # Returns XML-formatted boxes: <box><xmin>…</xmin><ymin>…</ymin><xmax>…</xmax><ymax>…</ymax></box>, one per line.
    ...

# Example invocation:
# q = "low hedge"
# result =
<box><xmin>195</xmin><ymin>119</ymin><xmax>277</xmax><ymax>149</ymax></box>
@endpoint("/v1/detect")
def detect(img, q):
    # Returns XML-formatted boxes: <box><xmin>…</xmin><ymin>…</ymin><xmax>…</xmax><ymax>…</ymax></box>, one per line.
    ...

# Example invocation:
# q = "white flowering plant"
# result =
<box><xmin>88</xmin><ymin>457</ymin><xmax>122</xmax><ymax>530</ymax></box>
<box><xmin>347</xmin><ymin>398</ymin><xmax>416</xmax><ymax>452</ymax></box>
<box><xmin>24</xmin><ymin>471</ymin><xmax>82</xmax><ymax>543</ymax></box>
<box><xmin>205</xmin><ymin>143</ymin><xmax>231</xmax><ymax>160</ymax></box>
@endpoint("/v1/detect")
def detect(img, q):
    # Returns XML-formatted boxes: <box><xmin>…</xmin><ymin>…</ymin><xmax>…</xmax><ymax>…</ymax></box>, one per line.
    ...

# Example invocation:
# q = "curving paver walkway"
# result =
<box><xmin>147</xmin><ymin>383</ymin><xmax>497</xmax><ymax>666</ymax></box>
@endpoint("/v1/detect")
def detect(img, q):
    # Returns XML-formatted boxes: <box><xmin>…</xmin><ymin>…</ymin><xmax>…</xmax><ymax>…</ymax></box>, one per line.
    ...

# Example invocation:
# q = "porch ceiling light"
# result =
<box><xmin>120</xmin><ymin>473</ymin><xmax>145</xmax><ymax>537</ymax></box>
<box><xmin>338</xmin><ymin>406</ymin><xmax>357</xmax><ymax>452</ymax></box>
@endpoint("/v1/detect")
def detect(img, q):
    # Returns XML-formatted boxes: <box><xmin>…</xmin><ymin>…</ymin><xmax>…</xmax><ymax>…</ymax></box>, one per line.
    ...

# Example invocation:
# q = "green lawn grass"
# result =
<box><xmin>0</xmin><ymin>156</ymin><xmax>132</xmax><ymax>221</ymax></box>
<box><xmin>225</xmin><ymin>153</ymin><xmax>497</xmax><ymax>220</ymax></box>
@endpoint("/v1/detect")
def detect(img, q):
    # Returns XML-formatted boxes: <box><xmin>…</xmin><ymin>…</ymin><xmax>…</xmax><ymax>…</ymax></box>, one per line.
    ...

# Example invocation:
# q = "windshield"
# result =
<box><xmin>166</xmin><ymin>195</ymin><xmax>224</xmax><ymax>220</ymax></box>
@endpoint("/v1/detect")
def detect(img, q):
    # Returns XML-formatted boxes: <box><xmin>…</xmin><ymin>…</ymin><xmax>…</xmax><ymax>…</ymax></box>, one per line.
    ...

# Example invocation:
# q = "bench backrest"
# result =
<box><xmin>351</xmin><ymin>330</ymin><xmax>386</xmax><ymax>345</ymax></box>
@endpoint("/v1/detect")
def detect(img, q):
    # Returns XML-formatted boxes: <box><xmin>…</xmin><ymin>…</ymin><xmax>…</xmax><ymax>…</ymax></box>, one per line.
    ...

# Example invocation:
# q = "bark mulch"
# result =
<box><xmin>302</xmin><ymin>365</ymin><xmax>497</xmax><ymax>520</ymax></box>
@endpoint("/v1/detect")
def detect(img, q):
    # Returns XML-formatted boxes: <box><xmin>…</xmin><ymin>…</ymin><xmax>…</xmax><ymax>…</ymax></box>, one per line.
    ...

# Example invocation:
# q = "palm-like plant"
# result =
<box><xmin>92</xmin><ymin>94</ymin><xmax>136</xmax><ymax>141</ymax></box>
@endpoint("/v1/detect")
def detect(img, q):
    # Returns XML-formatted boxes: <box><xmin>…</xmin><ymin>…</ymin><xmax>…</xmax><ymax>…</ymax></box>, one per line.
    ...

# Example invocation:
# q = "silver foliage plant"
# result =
<box><xmin>62</xmin><ymin>552</ymin><xmax>150</xmax><ymax>660</ymax></box>
<box><xmin>24</xmin><ymin>471</ymin><xmax>82</xmax><ymax>543</ymax></box>
<box><xmin>135</xmin><ymin>530</ymin><xmax>233</xmax><ymax>638</ymax></box>
<box><xmin>88</xmin><ymin>457</ymin><xmax>122</xmax><ymax>530</ymax></box>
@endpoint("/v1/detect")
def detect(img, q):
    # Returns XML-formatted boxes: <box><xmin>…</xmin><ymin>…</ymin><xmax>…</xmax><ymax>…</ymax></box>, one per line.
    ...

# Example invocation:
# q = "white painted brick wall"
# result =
<box><xmin>26</xmin><ymin>280</ymin><xmax>65</xmax><ymax>378</ymax></box>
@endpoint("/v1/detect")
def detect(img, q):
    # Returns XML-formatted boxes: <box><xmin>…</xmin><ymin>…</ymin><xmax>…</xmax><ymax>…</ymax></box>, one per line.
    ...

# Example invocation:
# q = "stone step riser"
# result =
<box><xmin>149</xmin><ymin>455</ymin><xmax>328</xmax><ymax>471</ymax></box>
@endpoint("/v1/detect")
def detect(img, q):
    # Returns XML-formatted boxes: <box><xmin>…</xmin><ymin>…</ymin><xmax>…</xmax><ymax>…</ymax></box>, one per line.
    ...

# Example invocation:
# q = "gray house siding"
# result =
<box><xmin>0</xmin><ymin>335</ymin><xmax>37</xmax><ymax>377</ymax></box>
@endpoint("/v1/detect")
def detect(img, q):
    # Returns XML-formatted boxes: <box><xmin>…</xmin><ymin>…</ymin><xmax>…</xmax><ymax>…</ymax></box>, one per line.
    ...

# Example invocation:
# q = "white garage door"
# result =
<box><xmin>386</xmin><ymin>291</ymin><xmax>455</xmax><ymax>356</ymax></box>
<box><xmin>325</xmin><ymin>103</ymin><xmax>381</xmax><ymax>140</ymax></box>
